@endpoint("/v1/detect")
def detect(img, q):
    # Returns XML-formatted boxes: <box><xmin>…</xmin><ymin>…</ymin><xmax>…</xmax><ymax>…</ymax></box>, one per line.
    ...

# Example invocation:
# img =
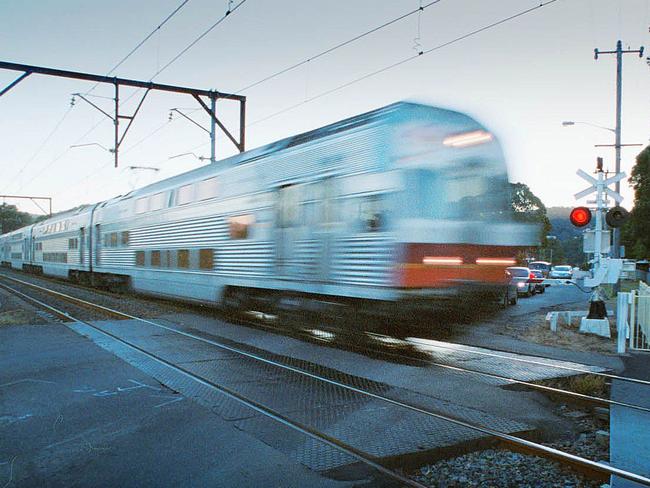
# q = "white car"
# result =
<box><xmin>549</xmin><ymin>265</ymin><xmax>573</xmax><ymax>279</ymax></box>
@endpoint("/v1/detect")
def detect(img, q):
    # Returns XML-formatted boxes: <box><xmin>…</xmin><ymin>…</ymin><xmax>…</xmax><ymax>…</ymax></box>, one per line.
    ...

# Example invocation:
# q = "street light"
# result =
<box><xmin>126</xmin><ymin>165</ymin><xmax>159</xmax><ymax>172</ymax></box>
<box><xmin>168</xmin><ymin>152</ymin><xmax>210</xmax><ymax>162</ymax></box>
<box><xmin>561</xmin><ymin>121</ymin><xmax>615</xmax><ymax>133</ymax></box>
<box><xmin>70</xmin><ymin>142</ymin><xmax>115</xmax><ymax>153</ymax></box>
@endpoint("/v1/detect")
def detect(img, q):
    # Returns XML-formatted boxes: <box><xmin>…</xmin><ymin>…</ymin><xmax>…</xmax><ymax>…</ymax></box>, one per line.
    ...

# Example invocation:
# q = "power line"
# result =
<box><xmin>0</xmin><ymin>104</ymin><xmax>74</xmax><ymax>193</ymax></box>
<box><xmin>150</xmin><ymin>0</ymin><xmax>249</xmax><ymax>79</ymax></box>
<box><xmin>5</xmin><ymin>1</ymin><xmax>192</xmax><ymax>193</ymax></box>
<box><xmin>236</xmin><ymin>0</ymin><xmax>443</xmax><ymax>93</ymax></box>
<box><xmin>54</xmin><ymin>0</ymin><xmax>246</xmax><ymax>178</ymax></box>
<box><xmin>16</xmin><ymin>117</ymin><xmax>107</xmax><ymax>193</ymax></box>
<box><xmin>249</xmin><ymin>0</ymin><xmax>560</xmax><ymax>127</ymax></box>
<box><xmin>85</xmin><ymin>0</ymin><xmax>191</xmax><ymax>94</ymax></box>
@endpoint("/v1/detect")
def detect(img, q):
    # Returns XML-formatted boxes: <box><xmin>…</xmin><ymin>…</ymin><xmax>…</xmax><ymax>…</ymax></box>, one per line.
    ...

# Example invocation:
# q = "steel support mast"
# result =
<box><xmin>0</xmin><ymin>61</ymin><xmax>246</xmax><ymax>167</ymax></box>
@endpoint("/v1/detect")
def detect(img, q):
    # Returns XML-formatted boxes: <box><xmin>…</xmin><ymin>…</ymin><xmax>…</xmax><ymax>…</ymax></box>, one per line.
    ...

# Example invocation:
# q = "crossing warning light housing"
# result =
<box><xmin>570</xmin><ymin>206</ymin><xmax>592</xmax><ymax>227</ymax></box>
<box><xmin>605</xmin><ymin>206</ymin><xmax>630</xmax><ymax>228</ymax></box>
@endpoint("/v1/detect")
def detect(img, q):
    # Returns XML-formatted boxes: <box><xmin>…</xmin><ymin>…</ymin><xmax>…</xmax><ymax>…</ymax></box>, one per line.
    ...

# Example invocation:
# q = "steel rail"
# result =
<box><xmin>1</xmin><ymin>274</ymin><xmax>649</xmax><ymax>486</ymax></box>
<box><xmin>405</xmin><ymin>336</ymin><xmax>650</xmax><ymax>387</ymax></box>
<box><xmin>1</xmin><ymin>270</ymin><xmax>647</xmax><ymax>411</ymax></box>
<box><xmin>0</xmin><ymin>279</ymin><xmax>426</xmax><ymax>488</ymax></box>
<box><xmin>272</xmin><ymin>324</ymin><xmax>650</xmax><ymax>415</ymax></box>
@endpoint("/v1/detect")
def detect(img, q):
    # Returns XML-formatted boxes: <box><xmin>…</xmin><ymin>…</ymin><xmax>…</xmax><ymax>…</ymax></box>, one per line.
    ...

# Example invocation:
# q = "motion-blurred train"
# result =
<box><xmin>1</xmin><ymin>102</ymin><xmax>536</xmax><ymax>329</ymax></box>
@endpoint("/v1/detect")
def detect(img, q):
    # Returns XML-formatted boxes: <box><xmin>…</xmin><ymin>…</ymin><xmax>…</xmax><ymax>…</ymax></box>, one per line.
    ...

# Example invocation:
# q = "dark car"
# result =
<box><xmin>530</xmin><ymin>269</ymin><xmax>545</xmax><ymax>294</ymax></box>
<box><xmin>506</xmin><ymin>266</ymin><xmax>535</xmax><ymax>297</ymax></box>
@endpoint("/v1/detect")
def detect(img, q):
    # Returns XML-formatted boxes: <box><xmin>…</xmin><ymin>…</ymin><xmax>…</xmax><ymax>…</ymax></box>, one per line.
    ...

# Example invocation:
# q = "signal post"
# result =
<box><xmin>569</xmin><ymin>158</ymin><xmax>629</xmax><ymax>334</ymax></box>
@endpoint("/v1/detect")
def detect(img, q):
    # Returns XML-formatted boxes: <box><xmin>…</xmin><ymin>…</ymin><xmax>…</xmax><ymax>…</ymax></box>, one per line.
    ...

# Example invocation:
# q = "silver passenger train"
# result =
<box><xmin>1</xmin><ymin>102</ymin><xmax>536</xmax><ymax>327</ymax></box>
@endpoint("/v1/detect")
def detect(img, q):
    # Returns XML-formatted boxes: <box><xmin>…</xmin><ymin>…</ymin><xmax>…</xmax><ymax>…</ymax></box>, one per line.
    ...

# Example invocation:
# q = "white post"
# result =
<box><xmin>594</xmin><ymin>171</ymin><xmax>604</xmax><ymax>269</ymax></box>
<box><xmin>616</xmin><ymin>292</ymin><xmax>629</xmax><ymax>353</ymax></box>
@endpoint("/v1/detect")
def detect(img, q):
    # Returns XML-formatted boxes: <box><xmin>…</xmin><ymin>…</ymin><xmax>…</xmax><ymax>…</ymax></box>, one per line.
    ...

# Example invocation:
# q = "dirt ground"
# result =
<box><xmin>485</xmin><ymin>294</ymin><xmax>620</xmax><ymax>355</ymax></box>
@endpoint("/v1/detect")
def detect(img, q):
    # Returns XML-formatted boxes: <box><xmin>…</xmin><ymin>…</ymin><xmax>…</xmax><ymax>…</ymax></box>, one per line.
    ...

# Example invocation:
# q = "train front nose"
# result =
<box><xmin>395</xmin><ymin>242</ymin><xmax>516</xmax><ymax>290</ymax></box>
<box><xmin>394</xmin><ymin>219</ymin><xmax>538</xmax><ymax>292</ymax></box>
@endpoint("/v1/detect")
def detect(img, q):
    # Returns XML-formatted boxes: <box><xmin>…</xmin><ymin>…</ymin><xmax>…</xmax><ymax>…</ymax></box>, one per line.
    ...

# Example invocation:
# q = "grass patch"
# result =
<box><xmin>536</xmin><ymin>373</ymin><xmax>609</xmax><ymax>402</ymax></box>
<box><xmin>566</xmin><ymin>374</ymin><xmax>607</xmax><ymax>397</ymax></box>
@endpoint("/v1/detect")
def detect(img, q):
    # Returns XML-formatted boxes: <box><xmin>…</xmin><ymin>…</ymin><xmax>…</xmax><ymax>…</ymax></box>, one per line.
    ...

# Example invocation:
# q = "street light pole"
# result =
<box><xmin>594</xmin><ymin>40</ymin><xmax>644</xmax><ymax>258</ymax></box>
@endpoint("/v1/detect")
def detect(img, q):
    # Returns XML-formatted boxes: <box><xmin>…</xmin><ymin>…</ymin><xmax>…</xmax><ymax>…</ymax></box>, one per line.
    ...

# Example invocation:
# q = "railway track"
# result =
<box><xmin>2</xmin><ymin>268</ymin><xmax>649</xmax><ymax>414</ymax></box>
<box><xmin>1</xmin><ymin>272</ymin><xmax>650</xmax><ymax>486</ymax></box>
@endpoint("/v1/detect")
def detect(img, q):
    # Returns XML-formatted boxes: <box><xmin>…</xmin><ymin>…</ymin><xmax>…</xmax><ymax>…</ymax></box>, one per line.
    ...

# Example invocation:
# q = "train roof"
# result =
<box><xmin>0</xmin><ymin>101</ymin><xmax>483</xmax><ymax>238</ymax></box>
<box><xmin>117</xmin><ymin>101</ymin><xmax>481</xmax><ymax>201</ymax></box>
<box><xmin>31</xmin><ymin>204</ymin><xmax>94</xmax><ymax>226</ymax></box>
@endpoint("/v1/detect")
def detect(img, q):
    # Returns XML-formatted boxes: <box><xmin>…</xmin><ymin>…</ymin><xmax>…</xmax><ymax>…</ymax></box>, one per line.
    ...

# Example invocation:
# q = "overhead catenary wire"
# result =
<box><xmin>0</xmin><ymin>104</ymin><xmax>74</xmax><ymax>193</ymax></box>
<box><xmin>235</xmin><ymin>0</ymin><xmax>443</xmax><ymax>93</ymax></box>
<box><xmin>14</xmin><ymin>117</ymin><xmax>107</xmax><ymax>195</ymax></box>
<box><xmin>84</xmin><ymin>0</ymin><xmax>191</xmax><ymax>95</ymax></box>
<box><xmin>27</xmin><ymin>0</ymin><xmax>556</xmax><ymax>206</ymax></box>
<box><xmin>19</xmin><ymin>0</ymin><xmax>246</xmax><ymax>196</ymax></box>
<box><xmin>150</xmin><ymin>0</ymin><xmax>249</xmax><ymax>79</ymax></box>
<box><xmin>249</xmin><ymin>0</ymin><xmax>559</xmax><ymax>127</ymax></box>
<box><xmin>164</xmin><ymin>0</ymin><xmax>561</xmax><ymax>168</ymax></box>
<box><xmin>5</xmin><ymin>1</ymin><xmax>192</xmax><ymax>194</ymax></box>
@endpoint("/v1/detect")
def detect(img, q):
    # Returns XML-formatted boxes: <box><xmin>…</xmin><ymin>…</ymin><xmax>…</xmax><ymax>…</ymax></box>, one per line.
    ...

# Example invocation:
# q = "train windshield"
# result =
<box><xmin>405</xmin><ymin>167</ymin><xmax>512</xmax><ymax>221</ymax></box>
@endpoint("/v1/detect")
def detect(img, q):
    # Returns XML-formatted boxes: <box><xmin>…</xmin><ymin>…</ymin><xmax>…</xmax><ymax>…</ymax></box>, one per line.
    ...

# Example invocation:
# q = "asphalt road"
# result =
<box><xmin>0</xmin><ymin>323</ymin><xmax>354</xmax><ymax>488</ymax></box>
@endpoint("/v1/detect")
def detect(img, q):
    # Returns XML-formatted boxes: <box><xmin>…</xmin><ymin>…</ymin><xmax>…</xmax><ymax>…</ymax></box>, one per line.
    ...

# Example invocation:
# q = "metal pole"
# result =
<box><xmin>595</xmin><ymin>171</ymin><xmax>603</xmax><ymax>269</ymax></box>
<box><xmin>210</xmin><ymin>94</ymin><xmax>216</xmax><ymax>163</ymax></box>
<box><xmin>613</xmin><ymin>40</ymin><xmax>623</xmax><ymax>259</ymax></box>
<box><xmin>114</xmin><ymin>82</ymin><xmax>119</xmax><ymax>168</ymax></box>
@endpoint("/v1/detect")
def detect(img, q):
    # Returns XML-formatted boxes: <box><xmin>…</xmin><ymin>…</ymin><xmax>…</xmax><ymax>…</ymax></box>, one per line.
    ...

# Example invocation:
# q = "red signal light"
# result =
<box><xmin>569</xmin><ymin>206</ymin><xmax>591</xmax><ymax>227</ymax></box>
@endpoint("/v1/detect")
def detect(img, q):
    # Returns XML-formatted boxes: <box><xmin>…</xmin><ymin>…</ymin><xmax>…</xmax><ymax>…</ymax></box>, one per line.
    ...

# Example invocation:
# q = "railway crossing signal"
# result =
<box><xmin>573</xmin><ymin>158</ymin><xmax>626</xmax><ymax>287</ymax></box>
<box><xmin>569</xmin><ymin>206</ymin><xmax>591</xmax><ymax>227</ymax></box>
<box><xmin>605</xmin><ymin>205</ymin><xmax>630</xmax><ymax>228</ymax></box>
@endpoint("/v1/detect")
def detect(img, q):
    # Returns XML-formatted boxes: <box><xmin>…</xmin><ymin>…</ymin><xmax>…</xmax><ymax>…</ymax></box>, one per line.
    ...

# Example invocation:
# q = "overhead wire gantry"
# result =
<box><xmin>0</xmin><ymin>60</ymin><xmax>246</xmax><ymax>167</ymax></box>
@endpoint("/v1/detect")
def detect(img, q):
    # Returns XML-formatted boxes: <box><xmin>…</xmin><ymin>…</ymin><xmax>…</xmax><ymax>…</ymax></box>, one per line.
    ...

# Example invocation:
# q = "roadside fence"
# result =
<box><xmin>617</xmin><ymin>281</ymin><xmax>650</xmax><ymax>353</ymax></box>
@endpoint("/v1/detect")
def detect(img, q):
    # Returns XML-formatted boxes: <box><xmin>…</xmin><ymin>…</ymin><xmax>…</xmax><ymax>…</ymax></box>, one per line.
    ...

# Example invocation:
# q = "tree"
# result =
<box><xmin>509</xmin><ymin>182</ymin><xmax>551</xmax><ymax>245</ymax></box>
<box><xmin>0</xmin><ymin>203</ymin><xmax>34</xmax><ymax>234</ymax></box>
<box><xmin>622</xmin><ymin>146</ymin><xmax>650</xmax><ymax>259</ymax></box>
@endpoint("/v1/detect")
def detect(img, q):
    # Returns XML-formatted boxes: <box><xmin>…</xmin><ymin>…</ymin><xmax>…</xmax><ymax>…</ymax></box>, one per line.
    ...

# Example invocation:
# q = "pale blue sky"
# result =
<box><xmin>0</xmin><ymin>0</ymin><xmax>648</xmax><ymax>214</ymax></box>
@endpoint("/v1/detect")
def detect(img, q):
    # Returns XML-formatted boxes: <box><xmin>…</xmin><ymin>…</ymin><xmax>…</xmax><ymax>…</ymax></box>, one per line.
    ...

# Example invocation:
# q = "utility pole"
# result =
<box><xmin>594</xmin><ymin>40</ymin><xmax>644</xmax><ymax>258</ymax></box>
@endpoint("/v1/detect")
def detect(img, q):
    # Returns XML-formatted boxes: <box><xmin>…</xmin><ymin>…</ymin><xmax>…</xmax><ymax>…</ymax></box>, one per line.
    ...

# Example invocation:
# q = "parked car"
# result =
<box><xmin>529</xmin><ymin>261</ymin><xmax>551</xmax><ymax>278</ymax></box>
<box><xmin>506</xmin><ymin>266</ymin><xmax>535</xmax><ymax>297</ymax></box>
<box><xmin>549</xmin><ymin>265</ymin><xmax>573</xmax><ymax>279</ymax></box>
<box><xmin>530</xmin><ymin>269</ymin><xmax>545</xmax><ymax>293</ymax></box>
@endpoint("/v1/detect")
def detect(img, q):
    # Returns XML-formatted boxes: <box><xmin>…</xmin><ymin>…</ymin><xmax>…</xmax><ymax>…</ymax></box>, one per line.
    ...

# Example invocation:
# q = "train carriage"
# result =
<box><xmin>28</xmin><ymin>205</ymin><xmax>94</xmax><ymax>278</ymax></box>
<box><xmin>1</xmin><ymin>101</ymin><xmax>536</xmax><ymax>327</ymax></box>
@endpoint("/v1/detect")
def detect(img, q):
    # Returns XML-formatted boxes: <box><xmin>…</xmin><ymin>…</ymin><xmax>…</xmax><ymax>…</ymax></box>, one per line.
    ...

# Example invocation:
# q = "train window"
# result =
<box><xmin>68</xmin><ymin>238</ymin><xmax>78</xmax><ymax>249</ymax></box>
<box><xmin>199</xmin><ymin>249</ymin><xmax>214</xmax><ymax>270</ymax></box>
<box><xmin>151</xmin><ymin>250</ymin><xmax>161</xmax><ymax>267</ymax></box>
<box><xmin>121</xmin><ymin>231</ymin><xmax>129</xmax><ymax>246</ymax></box>
<box><xmin>177</xmin><ymin>184</ymin><xmax>194</xmax><ymax>205</ymax></box>
<box><xmin>277</xmin><ymin>185</ymin><xmax>301</xmax><ymax>228</ymax></box>
<box><xmin>135</xmin><ymin>197</ymin><xmax>148</xmax><ymax>214</ymax></box>
<box><xmin>320</xmin><ymin>179</ymin><xmax>339</xmax><ymax>224</ymax></box>
<box><xmin>150</xmin><ymin>192</ymin><xmax>166</xmax><ymax>211</ymax></box>
<box><xmin>135</xmin><ymin>251</ymin><xmax>145</xmax><ymax>266</ymax></box>
<box><xmin>177</xmin><ymin>249</ymin><xmax>189</xmax><ymax>268</ymax></box>
<box><xmin>196</xmin><ymin>177</ymin><xmax>219</xmax><ymax>201</ymax></box>
<box><xmin>164</xmin><ymin>250</ymin><xmax>172</xmax><ymax>268</ymax></box>
<box><xmin>229</xmin><ymin>215</ymin><xmax>254</xmax><ymax>239</ymax></box>
<box><xmin>360</xmin><ymin>196</ymin><xmax>384</xmax><ymax>232</ymax></box>
<box><xmin>110</xmin><ymin>232</ymin><xmax>118</xmax><ymax>247</ymax></box>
